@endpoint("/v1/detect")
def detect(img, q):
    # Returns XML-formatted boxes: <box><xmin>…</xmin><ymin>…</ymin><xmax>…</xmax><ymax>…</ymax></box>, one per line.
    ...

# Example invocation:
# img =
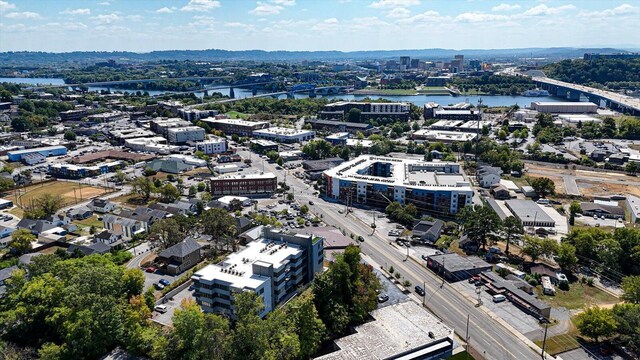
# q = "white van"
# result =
<box><xmin>154</xmin><ymin>305</ymin><xmax>168</xmax><ymax>313</ymax></box>
<box><xmin>492</xmin><ymin>294</ymin><xmax>506</xmax><ymax>303</ymax></box>
<box><xmin>536</xmin><ymin>199</ymin><xmax>550</xmax><ymax>206</ymax></box>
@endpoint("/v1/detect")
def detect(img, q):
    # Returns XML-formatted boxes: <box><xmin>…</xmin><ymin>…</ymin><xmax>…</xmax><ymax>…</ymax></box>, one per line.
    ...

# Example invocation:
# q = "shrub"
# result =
<box><xmin>559</xmin><ymin>281</ymin><xmax>570</xmax><ymax>291</ymax></box>
<box><xmin>389</xmin><ymin>266</ymin><xmax>395</xmax><ymax>274</ymax></box>
<box><xmin>403</xmin><ymin>280</ymin><xmax>412</xmax><ymax>288</ymax></box>
<box><xmin>394</xmin><ymin>272</ymin><xmax>401</xmax><ymax>279</ymax></box>
<box><xmin>528</xmin><ymin>278</ymin><xmax>539</xmax><ymax>286</ymax></box>
<box><xmin>586</xmin><ymin>277</ymin><xmax>595</xmax><ymax>286</ymax></box>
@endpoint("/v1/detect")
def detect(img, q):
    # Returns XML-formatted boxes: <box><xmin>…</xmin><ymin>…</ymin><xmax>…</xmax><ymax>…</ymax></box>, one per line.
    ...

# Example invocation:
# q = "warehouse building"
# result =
<box><xmin>505</xmin><ymin>200</ymin><xmax>556</xmax><ymax>227</ymax></box>
<box><xmin>530</xmin><ymin>102</ymin><xmax>598</xmax><ymax>114</ymax></box>
<box><xmin>7</xmin><ymin>145</ymin><xmax>67</xmax><ymax>163</ymax></box>
<box><xmin>426</xmin><ymin>253</ymin><xmax>492</xmax><ymax>282</ymax></box>
<box><xmin>323</xmin><ymin>155</ymin><xmax>473</xmax><ymax>216</ymax></box>
<box><xmin>191</xmin><ymin>227</ymin><xmax>324</xmax><ymax>318</ymax></box>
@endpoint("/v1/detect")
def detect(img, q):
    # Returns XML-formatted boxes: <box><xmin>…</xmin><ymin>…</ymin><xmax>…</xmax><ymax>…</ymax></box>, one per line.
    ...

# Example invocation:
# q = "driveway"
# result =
<box><xmin>152</xmin><ymin>285</ymin><xmax>196</xmax><ymax>326</ymax></box>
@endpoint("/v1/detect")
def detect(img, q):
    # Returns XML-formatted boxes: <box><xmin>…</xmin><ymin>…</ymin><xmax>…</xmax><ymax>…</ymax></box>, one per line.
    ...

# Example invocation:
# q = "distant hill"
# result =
<box><xmin>0</xmin><ymin>47</ymin><xmax>630</xmax><ymax>65</ymax></box>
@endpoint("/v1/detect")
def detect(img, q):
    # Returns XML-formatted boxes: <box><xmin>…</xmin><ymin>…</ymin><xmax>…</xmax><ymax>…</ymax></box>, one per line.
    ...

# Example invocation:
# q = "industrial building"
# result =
<box><xmin>7</xmin><ymin>145</ymin><xmax>68</xmax><ymax>163</ymax></box>
<box><xmin>191</xmin><ymin>227</ymin><xmax>324</xmax><ymax>318</ymax></box>
<box><xmin>504</xmin><ymin>200</ymin><xmax>556</xmax><ymax>227</ymax></box>
<box><xmin>195</xmin><ymin>137</ymin><xmax>228</xmax><ymax>155</ymax></box>
<box><xmin>305</xmin><ymin>119</ymin><xmax>376</xmax><ymax>135</ymax></box>
<box><xmin>323</xmin><ymin>155</ymin><xmax>473</xmax><ymax>215</ymax></box>
<box><xmin>209</xmin><ymin>172</ymin><xmax>277</xmax><ymax>197</ymax></box>
<box><xmin>412</xmin><ymin>129</ymin><xmax>478</xmax><ymax>143</ymax></box>
<box><xmin>557</xmin><ymin>114</ymin><xmax>602</xmax><ymax>126</ymax></box>
<box><xmin>317</xmin><ymin>301</ymin><xmax>454</xmax><ymax>360</ymax></box>
<box><xmin>166</xmin><ymin>126</ymin><xmax>206</xmax><ymax>144</ymax></box>
<box><xmin>49</xmin><ymin>161</ymin><xmax>124</xmax><ymax>179</ymax></box>
<box><xmin>201</xmin><ymin>118</ymin><xmax>270</xmax><ymax>136</ymax></box>
<box><xmin>319</xmin><ymin>101</ymin><xmax>410</xmax><ymax>121</ymax></box>
<box><xmin>251</xmin><ymin>127</ymin><xmax>315</xmax><ymax>143</ymax></box>
<box><xmin>530</xmin><ymin>102</ymin><xmax>598</xmax><ymax>114</ymax></box>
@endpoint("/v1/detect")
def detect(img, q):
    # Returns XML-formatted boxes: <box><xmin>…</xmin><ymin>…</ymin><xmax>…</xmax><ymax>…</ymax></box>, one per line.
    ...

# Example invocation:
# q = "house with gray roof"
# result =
<box><xmin>156</xmin><ymin>238</ymin><xmax>202</xmax><ymax>275</ymax></box>
<box><xmin>580</xmin><ymin>202</ymin><xmax>625</xmax><ymax>219</ymax></box>
<box><xmin>102</xmin><ymin>214</ymin><xmax>144</xmax><ymax>239</ymax></box>
<box><xmin>412</xmin><ymin>219</ymin><xmax>444</xmax><ymax>244</ymax></box>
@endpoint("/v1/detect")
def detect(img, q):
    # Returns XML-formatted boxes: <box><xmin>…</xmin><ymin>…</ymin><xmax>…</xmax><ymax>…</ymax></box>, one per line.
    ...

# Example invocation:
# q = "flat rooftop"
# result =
<box><xmin>7</xmin><ymin>145</ymin><xmax>66</xmax><ymax>155</ymax></box>
<box><xmin>317</xmin><ymin>301</ymin><xmax>452</xmax><ymax>360</ymax></box>
<box><xmin>192</xmin><ymin>237</ymin><xmax>304</xmax><ymax>289</ymax></box>
<box><xmin>252</xmin><ymin>127</ymin><xmax>315</xmax><ymax>137</ymax></box>
<box><xmin>505</xmin><ymin>200</ymin><xmax>555</xmax><ymax>224</ymax></box>
<box><xmin>201</xmin><ymin>118</ymin><xmax>270</xmax><ymax>126</ymax></box>
<box><xmin>70</xmin><ymin>150</ymin><xmax>154</xmax><ymax>164</ymax></box>
<box><xmin>428</xmin><ymin>253</ymin><xmax>491</xmax><ymax>273</ymax></box>
<box><xmin>324</xmin><ymin>155</ymin><xmax>471</xmax><ymax>191</ymax></box>
<box><xmin>213</xmin><ymin>172</ymin><xmax>276</xmax><ymax>180</ymax></box>
<box><xmin>413</xmin><ymin>129</ymin><xmax>478</xmax><ymax>142</ymax></box>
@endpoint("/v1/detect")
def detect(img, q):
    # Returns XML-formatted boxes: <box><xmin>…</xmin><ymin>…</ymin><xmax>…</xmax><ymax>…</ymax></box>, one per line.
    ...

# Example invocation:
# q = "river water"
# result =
<box><xmin>1</xmin><ymin>77</ymin><xmax>572</xmax><ymax>108</ymax></box>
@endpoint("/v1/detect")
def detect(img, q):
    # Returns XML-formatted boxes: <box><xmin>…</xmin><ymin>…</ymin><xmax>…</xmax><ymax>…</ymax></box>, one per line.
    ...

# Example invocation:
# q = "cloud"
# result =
<box><xmin>455</xmin><ymin>12</ymin><xmax>510</xmax><ymax>23</ymax></box>
<box><xmin>43</xmin><ymin>22</ymin><xmax>88</xmax><ymax>31</ymax></box>
<box><xmin>370</xmin><ymin>0</ymin><xmax>420</xmax><ymax>9</ymax></box>
<box><xmin>311</xmin><ymin>17</ymin><xmax>339</xmax><ymax>31</ymax></box>
<box><xmin>249</xmin><ymin>2</ymin><xmax>283</xmax><ymax>15</ymax></box>
<box><xmin>156</xmin><ymin>7</ymin><xmax>177</xmax><ymax>14</ymax></box>
<box><xmin>387</xmin><ymin>7</ymin><xmax>410</xmax><ymax>18</ymax></box>
<box><xmin>5</xmin><ymin>11</ymin><xmax>41</xmax><ymax>19</ymax></box>
<box><xmin>60</xmin><ymin>8</ymin><xmax>91</xmax><ymax>15</ymax></box>
<box><xmin>579</xmin><ymin>3</ymin><xmax>639</xmax><ymax>18</ymax></box>
<box><xmin>127</xmin><ymin>15</ymin><xmax>143</xmax><ymax>22</ymax></box>
<box><xmin>396</xmin><ymin>10</ymin><xmax>442</xmax><ymax>24</ymax></box>
<box><xmin>491</xmin><ymin>3</ymin><xmax>520</xmax><ymax>12</ymax></box>
<box><xmin>272</xmin><ymin>0</ymin><xmax>295</xmax><ymax>5</ymax></box>
<box><xmin>181</xmin><ymin>0</ymin><xmax>221</xmax><ymax>12</ymax></box>
<box><xmin>0</xmin><ymin>1</ymin><xmax>16</xmax><ymax>11</ymax></box>
<box><xmin>98</xmin><ymin>1</ymin><xmax>110</xmax><ymax>5</ymax></box>
<box><xmin>522</xmin><ymin>4</ymin><xmax>576</xmax><ymax>16</ymax></box>
<box><xmin>91</xmin><ymin>13</ymin><xmax>121</xmax><ymax>24</ymax></box>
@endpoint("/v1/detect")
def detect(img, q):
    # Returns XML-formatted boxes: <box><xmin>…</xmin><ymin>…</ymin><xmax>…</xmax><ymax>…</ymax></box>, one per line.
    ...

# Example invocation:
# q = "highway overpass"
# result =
<box><xmin>532</xmin><ymin>77</ymin><xmax>640</xmax><ymax>115</ymax></box>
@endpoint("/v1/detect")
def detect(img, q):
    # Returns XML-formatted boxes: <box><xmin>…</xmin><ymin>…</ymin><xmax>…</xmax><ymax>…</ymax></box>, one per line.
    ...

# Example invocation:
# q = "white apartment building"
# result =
<box><xmin>191</xmin><ymin>227</ymin><xmax>324</xmax><ymax>318</ymax></box>
<box><xmin>251</xmin><ymin>127</ymin><xmax>315</xmax><ymax>143</ymax></box>
<box><xmin>196</xmin><ymin>136</ymin><xmax>228</xmax><ymax>154</ymax></box>
<box><xmin>125</xmin><ymin>137</ymin><xmax>180</xmax><ymax>155</ymax></box>
<box><xmin>166</xmin><ymin>126</ymin><xmax>206</xmax><ymax>144</ymax></box>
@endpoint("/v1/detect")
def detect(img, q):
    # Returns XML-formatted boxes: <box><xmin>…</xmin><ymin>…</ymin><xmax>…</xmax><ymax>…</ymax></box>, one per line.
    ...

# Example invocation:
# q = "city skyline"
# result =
<box><xmin>0</xmin><ymin>0</ymin><xmax>639</xmax><ymax>52</ymax></box>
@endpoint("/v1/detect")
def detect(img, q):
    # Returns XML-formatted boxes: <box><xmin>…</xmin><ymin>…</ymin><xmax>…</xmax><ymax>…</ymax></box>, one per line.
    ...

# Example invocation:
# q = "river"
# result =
<box><xmin>1</xmin><ymin>77</ymin><xmax>573</xmax><ymax>108</ymax></box>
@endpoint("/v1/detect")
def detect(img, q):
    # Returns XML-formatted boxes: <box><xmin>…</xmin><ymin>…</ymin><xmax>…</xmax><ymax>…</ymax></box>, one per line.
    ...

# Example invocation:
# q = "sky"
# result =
<box><xmin>0</xmin><ymin>0</ymin><xmax>639</xmax><ymax>52</ymax></box>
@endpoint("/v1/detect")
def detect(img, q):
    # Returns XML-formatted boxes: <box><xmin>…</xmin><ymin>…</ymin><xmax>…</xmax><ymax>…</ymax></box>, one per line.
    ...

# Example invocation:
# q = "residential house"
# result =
<box><xmin>491</xmin><ymin>184</ymin><xmax>511</xmax><ymax>200</ymax></box>
<box><xmin>412</xmin><ymin>219</ymin><xmax>444</xmax><ymax>244</ymax></box>
<box><xmin>67</xmin><ymin>206</ymin><xmax>93</xmax><ymax>220</ymax></box>
<box><xmin>66</xmin><ymin>243</ymin><xmax>111</xmax><ymax>256</ymax></box>
<box><xmin>477</xmin><ymin>166</ymin><xmax>502</xmax><ymax>188</ymax></box>
<box><xmin>102</xmin><ymin>214</ymin><xmax>145</xmax><ymax>239</ymax></box>
<box><xmin>88</xmin><ymin>198</ymin><xmax>116</xmax><ymax>213</ymax></box>
<box><xmin>236</xmin><ymin>216</ymin><xmax>254</xmax><ymax>234</ymax></box>
<box><xmin>16</xmin><ymin>218</ymin><xmax>57</xmax><ymax>236</ymax></box>
<box><xmin>580</xmin><ymin>202</ymin><xmax>625</xmax><ymax>219</ymax></box>
<box><xmin>149</xmin><ymin>200</ymin><xmax>196</xmax><ymax>216</ymax></box>
<box><xmin>0</xmin><ymin>225</ymin><xmax>15</xmax><ymax>239</ymax></box>
<box><xmin>118</xmin><ymin>207</ymin><xmax>172</xmax><ymax>231</ymax></box>
<box><xmin>94</xmin><ymin>229</ymin><xmax>124</xmax><ymax>249</ymax></box>
<box><xmin>156</xmin><ymin>238</ymin><xmax>203</xmax><ymax>275</ymax></box>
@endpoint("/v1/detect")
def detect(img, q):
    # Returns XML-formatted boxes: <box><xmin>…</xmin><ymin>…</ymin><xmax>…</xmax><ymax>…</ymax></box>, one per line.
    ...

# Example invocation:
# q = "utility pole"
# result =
<box><xmin>541</xmin><ymin>323</ymin><xmax>548</xmax><ymax>359</ymax></box>
<box><xmin>475</xmin><ymin>97</ymin><xmax>483</xmax><ymax>162</ymax></box>
<box><xmin>422</xmin><ymin>280</ymin><xmax>427</xmax><ymax>306</ymax></box>
<box><xmin>465</xmin><ymin>314</ymin><xmax>470</xmax><ymax>360</ymax></box>
<box><xmin>441</xmin><ymin>255</ymin><xmax>446</xmax><ymax>287</ymax></box>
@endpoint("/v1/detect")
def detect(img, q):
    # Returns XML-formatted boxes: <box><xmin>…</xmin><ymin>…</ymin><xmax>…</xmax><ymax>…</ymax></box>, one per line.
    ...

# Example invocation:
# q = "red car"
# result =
<box><xmin>145</xmin><ymin>267</ymin><xmax>157</xmax><ymax>273</ymax></box>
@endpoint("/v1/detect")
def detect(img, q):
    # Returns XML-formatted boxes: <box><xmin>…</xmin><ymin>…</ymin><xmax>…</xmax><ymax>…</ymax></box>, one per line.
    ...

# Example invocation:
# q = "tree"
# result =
<box><xmin>287</xmin><ymin>291</ymin><xmax>326</xmax><ymax>359</ymax></box>
<box><xmin>200</xmin><ymin>208</ymin><xmax>238</xmax><ymax>252</ymax></box>
<box><xmin>287</xmin><ymin>192</ymin><xmax>294</xmax><ymax>201</ymax></box>
<box><xmin>159</xmin><ymin>183</ymin><xmax>180</xmax><ymax>203</ymax></box>
<box><xmin>569</xmin><ymin>201</ymin><xmax>582</xmax><ymax>225</ymax></box>
<box><xmin>276</xmin><ymin>157</ymin><xmax>284</xmax><ymax>166</ymax></box>
<box><xmin>0</xmin><ymin>177</ymin><xmax>15</xmax><ymax>193</ymax></box>
<box><xmin>64</xmin><ymin>130</ymin><xmax>77</xmax><ymax>141</ymax></box>
<box><xmin>148</xmin><ymin>218</ymin><xmax>186</xmax><ymax>250</ymax></box>
<box><xmin>24</xmin><ymin>193</ymin><xmax>63</xmax><ymax>219</ymax></box>
<box><xmin>626</xmin><ymin>161</ymin><xmax>639</xmax><ymax>175</ymax></box>
<box><xmin>131</xmin><ymin>176</ymin><xmax>154</xmax><ymax>200</ymax></box>
<box><xmin>228</xmin><ymin>199</ymin><xmax>243</xmax><ymax>212</ymax></box>
<box><xmin>457</xmin><ymin>204</ymin><xmax>502</xmax><ymax>250</ymax></box>
<box><xmin>612</xmin><ymin>304</ymin><xmax>640</xmax><ymax>353</ymax></box>
<box><xmin>621</xmin><ymin>276</ymin><xmax>640</xmax><ymax>304</ymax></box>
<box><xmin>521</xmin><ymin>236</ymin><xmax>558</xmax><ymax>263</ymax></box>
<box><xmin>501</xmin><ymin>216</ymin><xmax>523</xmax><ymax>255</ymax></box>
<box><xmin>188</xmin><ymin>185</ymin><xmax>197</xmax><ymax>197</ymax></box>
<box><xmin>8</xmin><ymin>229</ymin><xmax>34</xmax><ymax>255</ymax></box>
<box><xmin>197</xmin><ymin>182</ymin><xmax>206</xmax><ymax>192</ymax></box>
<box><xmin>231</xmin><ymin>291</ymin><xmax>271</xmax><ymax>360</ymax></box>
<box><xmin>346</xmin><ymin>108</ymin><xmax>361</xmax><ymax>122</ymax></box>
<box><xmin>530</xmin><ymin>177</ymin><xmax>555</xmax><ymax>198</ymax></box>
<box><xmin>498</xmin><ymin>129</ymin><xmax>507</xmax><ymax>140</ymax></box>
<box><xmin>300</xmin><ymin>204</ymin><xmax>309</xmax><ymax>215</ymax></box>
<box><xmin>340</xmin><ymin>146</ymin><xmax>350</xmax><ymax>161</ymax></box>
<box><xmin>575</xmin><ymin>307</ymin><xmax>617</xmax><ymax>343</ymax></box>
<box><xmin>557</xmin><ymin>243</ymin><xmax>578</xmax><ymax>271</ymax></box>
<box><xmin>265</xmin><ymin>150</ymin><xmax>279</xmax><ymax>162</ymax></box>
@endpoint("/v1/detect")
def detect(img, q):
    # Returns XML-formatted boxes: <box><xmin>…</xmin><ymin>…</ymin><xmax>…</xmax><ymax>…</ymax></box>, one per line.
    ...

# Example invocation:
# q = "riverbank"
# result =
<box><xmin>352</xmin><ymin>86</ymin><xmax>452</xmax><ymax>96</ymax></box>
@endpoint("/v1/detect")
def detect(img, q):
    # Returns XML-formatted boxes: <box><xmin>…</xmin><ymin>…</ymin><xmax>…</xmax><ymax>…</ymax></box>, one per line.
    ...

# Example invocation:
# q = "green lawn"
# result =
<box><xmin>74</xmin><ymin>215</ymin><xmax>104</xmax><ymax>229</ymax></box>
<box><xmin>536</xmin><ymin>283</ymin><xmax>619</xmax><ymax>310</ymax></box>
<box><xmin>447</xmin><ymin>351</ymin><xmax>476</xmax><ymax>360</ymax></box>
<box><xmin>226</xmin><ymin>111</ymin><xmax>250</xmax><ymax>119</ymax></box>
<box><xmin>534</xmin><ymin>317</ymin><xmax>580</xmax><ymax>355</ymax></box>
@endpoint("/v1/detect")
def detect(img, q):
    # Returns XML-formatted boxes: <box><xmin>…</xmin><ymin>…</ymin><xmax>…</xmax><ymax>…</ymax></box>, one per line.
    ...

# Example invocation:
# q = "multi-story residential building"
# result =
<box><xmin>305</xmin><ymin>119</ymin><xmax>376</xmax><ymax>135</ymax></box>
<box><xmin>191</xmin><ymin>227</ymin><xmax>324</xmax><ymax>318</ymax></box>
<box><xmin>149</xmin><ymin>118</ymin><xmax>191</xmax><ymax>136</ymax></box>
<box><xmin>319</xmin><ymin>101</ymin><xmax>410</xmax><ymax>121</ymax></box>
<box><xmin>195</xmin><ymin>136</ymin><xmax>228</xmax><ymax>154</ymax></box>
<box><xmin>251</xmin><ymin>127</ymin><xmax>315</xmax><ymax>143</ymax></box>
<box><xmin>201</xmin><ymin>118</ymin><xmax>270</xmax><ymax>136</ymax></box>
<box><xmin>323</xmin><ymin>155</ymin><xmax>473</xmax><ymax>216</ymax></box>
<box><xmin>210</xmin><ymin>172</ymin><xmax>277</xmax><ymax>197</ymax></box>
<box><xmin>48</xmin><ymin>161</ymin><xmax>124</xmax><ymax>179</ymax></box>
<box><xmin>125</xmin><ymin>137</ymin><xmax>181</xmax><ymax>155</ymax></box>
<box><xmin>166</xmin><ymin>126</ymin><xmax>206</xmax><ymax>144</ymax></box>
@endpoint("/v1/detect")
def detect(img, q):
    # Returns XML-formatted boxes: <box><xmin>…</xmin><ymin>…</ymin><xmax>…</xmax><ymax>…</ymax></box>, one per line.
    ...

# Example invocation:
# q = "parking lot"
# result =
<box><xmin>574</xmin><ymin>214</ymin><xmax>624</xmax><ymax>228</ymax></box>
<box><xmin>141</xmin><ymin>268</ymin><xmax>178</xmax><ymax>291</ymax></box>
<box><xmin>452</xmin><ymin>281</ymin><xmax>543</xmax><ymax>336</ymax></box>
<box><xmin>374</xmin><ymin>268</ymin><xmax>409</xmax><ymax>308</ymax></box>
<box><xmin>151</xmin><ymin>284</ymin><xmax>196</xmax><ymax>326</ymax></box>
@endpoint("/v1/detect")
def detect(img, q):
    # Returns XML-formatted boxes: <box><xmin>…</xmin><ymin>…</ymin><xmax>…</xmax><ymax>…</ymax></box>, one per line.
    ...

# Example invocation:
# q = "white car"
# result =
<box><xmin>154</xmin><ymin>305</ymin><xmax>168</xmax><ymax>313</ymax></box>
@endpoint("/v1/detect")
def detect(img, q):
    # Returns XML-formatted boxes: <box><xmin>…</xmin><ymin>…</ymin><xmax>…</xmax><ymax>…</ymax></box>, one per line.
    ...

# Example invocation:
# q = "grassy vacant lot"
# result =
<box><xmin>6</xmin><ymin>181</ymin><xmax>109</xmax><ymax>208</ymax></box>
<box><xmin>74</xmin><ymin>215</ymin><xmax>104</xmax><ymax>230</ymax></box>
<box><xmin>226</xmin><ymin>111</ymin><xmax>250</xmax><ymax>119</ymax></box>
<box><xmin>536</xmin><ymin>283</ymin><xmax>619</xmax><ymax>310</ymax></box>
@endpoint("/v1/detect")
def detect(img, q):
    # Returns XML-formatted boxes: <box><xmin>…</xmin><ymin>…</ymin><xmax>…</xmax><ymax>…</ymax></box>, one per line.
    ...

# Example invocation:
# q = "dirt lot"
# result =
<box><xmin>6</xmin><ymin>181</ymin><xmax>109</xmax><ymax>207</ymax></box>
<box><xmin>576</xmin><ymin>180</ymin><xmax>640</xmax><ymax>198</ymax></box>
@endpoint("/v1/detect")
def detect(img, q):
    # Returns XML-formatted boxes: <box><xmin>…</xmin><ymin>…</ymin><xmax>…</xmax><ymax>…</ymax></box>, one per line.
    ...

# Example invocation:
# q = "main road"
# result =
<box><xmin>238</xmin><ymin>149</ymin><xmax>543</xmax><ymax>360</ymax></box>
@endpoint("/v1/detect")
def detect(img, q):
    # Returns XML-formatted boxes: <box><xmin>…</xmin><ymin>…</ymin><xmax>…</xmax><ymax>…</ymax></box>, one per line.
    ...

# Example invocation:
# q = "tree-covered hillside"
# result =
<box><xmin>544</xmin><ymin>58</ymin><xmax>640</xmax><ymax>91</ymax></box>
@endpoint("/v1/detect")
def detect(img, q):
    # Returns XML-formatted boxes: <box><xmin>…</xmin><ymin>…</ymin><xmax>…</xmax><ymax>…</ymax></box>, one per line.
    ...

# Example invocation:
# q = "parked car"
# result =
<box><xmin>154</xmin><ymin>283</ymin><xmax>165</xmax><ymax>290</ymax></box>
<box><xmin>357</xmin><ymin>236</ymin><xmax>364</xmax><ymax>242</ymax></box>
<box><xmin>159</xmin><ymin>279</ymin><xmax>171</xmax><ymax>286</ymax></box>
<box><xmin>414</xmin><ymin>285</ymin><xmax>425</xmax><ymax>296</ymax></box>
<box><xmin>308</xmin><ymin>201</ymin><xmax>314</xmax><ymax>205</ymax></box>
<box><xmin>492</xmin><ymin>294</ymin><xmax>506</xmax><ymax>303</ymax></box>
<box><xmin>154</xmin><ymin>305</ymin><xmax>168</xmax><ymax>313</ymax></box>
<box><xmin>145</xmin><ymin>267</ymin><xmax>157</xmax><ymax>273</ymax></box>
<box><xmin>377</xmin><ymin>294</ymin><xmax>389</xmax><ymax>303</ymax></box>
